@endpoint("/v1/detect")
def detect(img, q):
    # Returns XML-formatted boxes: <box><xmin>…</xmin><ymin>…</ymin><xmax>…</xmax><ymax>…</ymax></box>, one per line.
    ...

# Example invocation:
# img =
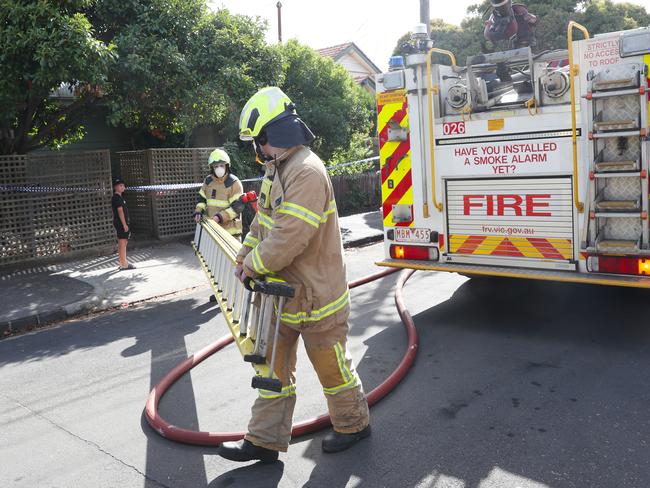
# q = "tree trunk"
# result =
<box><xmin>1</xmin><ymin>94</ymin><xmax>99</xmax><ymax>155</ymax></box>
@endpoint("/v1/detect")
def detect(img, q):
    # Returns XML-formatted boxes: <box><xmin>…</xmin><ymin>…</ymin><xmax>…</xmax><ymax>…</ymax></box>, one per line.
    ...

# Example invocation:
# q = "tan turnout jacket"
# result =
<box><xmin>237</xmin><ymin>146</ymin><xmax>348</xmax><ymax>328</ymax></box>
<box><xmin>196</xmin><ymin>173</ymin><xmax>243</xmax><ymax>235</ymax></box>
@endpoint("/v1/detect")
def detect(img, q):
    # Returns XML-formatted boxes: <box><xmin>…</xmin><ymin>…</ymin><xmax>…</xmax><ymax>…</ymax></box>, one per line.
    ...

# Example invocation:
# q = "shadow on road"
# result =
<box><xmin>207</xmin><ymin>461</ymin><xmax>285</xmax><ymax>488</ymax></box>
<box><xmin>361</xmin><ymin>211</ymin><xmax>382</xmax><ymax>231</ymax></box>
<box><xmin>0</xmin><ymin>293</ymin><xmax>222</xmax><ymax>487</ymax></box>
<box><xmin>5</xmin><ymin>268</ymin><xmax>650</xmax><ymax>487</ymax></box>
<box><xmin>122</xmin><ymin>298</ymin><xmax>220</xmax><ymax>488</ymax></box>
<box><xmin>0</xmin><ymin>274</ymin><xmax>164</xmax><ymax>367</ymax></box>
<box><xmin>0</xmin><ymin>247</ymin><xmax>157</xmax><ymax>279</ymax></box>
<box><xmin>298</xmin><ymin>274</ymin><xmax>650</xmax><ymax>487</ymax></box>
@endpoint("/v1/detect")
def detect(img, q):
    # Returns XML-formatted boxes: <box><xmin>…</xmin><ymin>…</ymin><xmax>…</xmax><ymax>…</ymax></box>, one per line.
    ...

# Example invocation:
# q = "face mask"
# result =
<box><xmin>214</xmin><ymin>166</ymin><xmax>226</xmax><ymax>178</ymax></box>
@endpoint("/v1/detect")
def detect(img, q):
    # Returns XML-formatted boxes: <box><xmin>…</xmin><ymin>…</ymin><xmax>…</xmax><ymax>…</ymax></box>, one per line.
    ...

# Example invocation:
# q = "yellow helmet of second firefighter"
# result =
<box><xmin>208</xmin><ymin>148</ymin><xmax>230</xmax><ymax>169</ymax></box>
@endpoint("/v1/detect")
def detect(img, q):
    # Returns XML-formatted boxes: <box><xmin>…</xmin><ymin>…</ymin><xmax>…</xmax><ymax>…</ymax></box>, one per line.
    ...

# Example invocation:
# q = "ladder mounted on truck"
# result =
<box><xmin>192</xmin><ymin>219</ymin><xmax>293</xmax><ymax>393</ymax></box>
<box><xmin>583</xmin><ymin>63</ymin><xmax>650</xmax><ymax>255</ymax></box>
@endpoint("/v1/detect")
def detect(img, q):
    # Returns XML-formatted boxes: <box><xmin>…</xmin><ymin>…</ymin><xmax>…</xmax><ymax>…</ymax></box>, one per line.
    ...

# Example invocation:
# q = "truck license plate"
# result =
<box><xmin>395</xmin><ymin>227</ymin><xmax>430</xmax><ymax>243</ymax></box>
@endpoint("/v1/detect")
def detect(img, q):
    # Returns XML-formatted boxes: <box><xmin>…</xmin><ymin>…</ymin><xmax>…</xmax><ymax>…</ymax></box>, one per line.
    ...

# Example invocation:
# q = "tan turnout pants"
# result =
<box><xmin>245</xmin><ymin>320</ymin><xmax>370</xmax><ymax>452</ymax></box>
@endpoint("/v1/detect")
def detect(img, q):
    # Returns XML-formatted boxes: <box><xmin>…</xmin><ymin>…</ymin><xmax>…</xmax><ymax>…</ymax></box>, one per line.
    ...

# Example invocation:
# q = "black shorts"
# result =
<box><xmin>114</xmin><ymin>223</ymin><xmax>130</xmax><ymax>240</ymax></box>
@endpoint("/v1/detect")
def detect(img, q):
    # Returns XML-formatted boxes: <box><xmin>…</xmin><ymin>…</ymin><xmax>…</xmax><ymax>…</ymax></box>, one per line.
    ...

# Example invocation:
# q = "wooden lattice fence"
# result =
<box><xmin>0</xmin><ymin>150</ymin><xmax>113</xmax><ymax>266</ymax></box>
<box><xmin>118</xmin><ymin>148</ymin><xmax>381</xmax><ymax>238</ymax></box>
<box><xmin>330</xmin><ymin>172</ymin><xmax>381</xmax><ymax>216</ymax></box>
<box><xmin>117</xmin><ymin>149</ymin><xmax>154</xmax><ymax>236</ymax></box>
<box><xmin>117</xmin><ymin>148</ymin><xmax>213</xmax><ymax>238</ymax></box>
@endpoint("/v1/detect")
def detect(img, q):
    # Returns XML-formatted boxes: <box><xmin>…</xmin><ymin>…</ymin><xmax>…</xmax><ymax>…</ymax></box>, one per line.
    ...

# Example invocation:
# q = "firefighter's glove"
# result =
<box><xmin>234</xmin><ymin>262</ymin><xmax>246</xmax><ymax>283</ymax></box>
<box><xmin>193</xmin><ymin>211</ymin><xmax>202</xmax><ymax>223</ymax></box>
<box><xmin>231</xmin><ymin>198</ymin><xmax>245</xmax><ymax>215</ymax></box>
<box><xmin>243</xmin><ymin>264</ymin><xmax>256</xmax><ymax>280</ymax></box>
<box><xmin>213</xmin><ymin>214</ymin><xmax>223</xmax><ymax>224</ymax></box>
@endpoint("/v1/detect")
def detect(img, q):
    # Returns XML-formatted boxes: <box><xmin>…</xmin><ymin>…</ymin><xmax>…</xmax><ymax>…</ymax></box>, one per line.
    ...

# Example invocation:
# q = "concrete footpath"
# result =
<box><xmin>0</xmin><ymin>211</ymin><xmax>383</xmax><ymax>336</ymax></box>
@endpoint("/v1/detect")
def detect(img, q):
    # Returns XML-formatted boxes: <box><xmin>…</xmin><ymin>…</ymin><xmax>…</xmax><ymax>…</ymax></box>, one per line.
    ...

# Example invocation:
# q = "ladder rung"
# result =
<box><xmin>586</xmin><ymin>87</ymin><xmax>645</xmax><ymax>99</ymax></box>
<box><xmin>594</xmin><ymin>171</ymin><xmax>641</xmax><ymax>178</ymax></box>
<box><xmin>585</xmin><ymin>248</ymin><xmax>650</xmax><ymax>256</ymax></box>
<box><xmin>597</xmin><ymin>239</ymin><xmax>640</xmax><ymax>253</ymax></box>
<box><xmin>593</xmin><ymin>120</ymin><xmax>638</xmax><ymax>131</ymax></box>
<box><xmin>590</xmin><ymin>128</ymin><xmax>646</xmax><ymax>139</ymax></box>
<box><xmin>594</xmin><ymin>161</ymin><xmax>638</xmax><ymax>172</ymax></box>
<box><xmin>592</xmin><ymin>77</ymin><xmax>638</xmax><ymax>91</ymax></box>
<box><xmin>594</xmin><ymin>212</ymin><xmax>642</xmax><ymax>218</ymax></box>
<box><xmin>596</xmin><ymin>200</ymin><xmax>639</xmax><ymax>211</ymax></box>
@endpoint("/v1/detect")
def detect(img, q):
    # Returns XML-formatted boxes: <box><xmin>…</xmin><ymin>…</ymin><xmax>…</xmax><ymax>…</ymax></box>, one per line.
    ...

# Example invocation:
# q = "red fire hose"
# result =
<box><xmin>144</xmin><ymin>268</ymin><xmax>418</xmax><ymax>445</ymax></box>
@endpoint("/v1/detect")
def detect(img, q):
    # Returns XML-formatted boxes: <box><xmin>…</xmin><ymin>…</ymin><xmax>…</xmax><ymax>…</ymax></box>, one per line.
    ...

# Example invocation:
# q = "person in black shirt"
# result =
<box><xmin>111</xmin><ymin>178</ymin><xmax>134</xmax><ymax>270</ymax></box>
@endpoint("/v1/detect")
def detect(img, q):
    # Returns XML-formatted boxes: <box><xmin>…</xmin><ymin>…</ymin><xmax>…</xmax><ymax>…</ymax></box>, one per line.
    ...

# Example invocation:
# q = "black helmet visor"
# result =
<box><xmin>260</xmin><ymin>115</ymin><xmax>315</xmax><ymax>148</ymax></box>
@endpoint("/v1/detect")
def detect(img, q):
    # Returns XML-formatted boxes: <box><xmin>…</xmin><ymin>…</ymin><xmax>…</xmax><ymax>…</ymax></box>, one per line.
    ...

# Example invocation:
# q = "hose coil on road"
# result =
<box><xmin>145</xmin><ymin>268</ymin><xmax>418</xmax><ymax>445</ymax></box>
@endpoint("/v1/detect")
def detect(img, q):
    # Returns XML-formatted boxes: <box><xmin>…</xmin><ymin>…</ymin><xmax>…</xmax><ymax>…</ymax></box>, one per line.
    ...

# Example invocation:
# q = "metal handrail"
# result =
<box><xmin>568</xmin><ymin>21</ymin><xmax>590</xmax><ymax>213</ymax></box>
<box><xmin>426</xmin><ymin>48</ymin><xmax>457</xmax><ymax>212</ymax></box>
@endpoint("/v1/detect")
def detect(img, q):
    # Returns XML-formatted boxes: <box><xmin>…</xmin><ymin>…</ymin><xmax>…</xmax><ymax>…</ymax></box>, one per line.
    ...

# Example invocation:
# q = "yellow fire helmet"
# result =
<box><xmin>239</xmin><ymin>87</ymin><xmax>294</xmax><ymax>140</ymax></box>
<box><xmin>239</xmin><ymin>87</ymin><xmax>314</xmax><ymax>149</ymax></box>
<box><xmin>207</xmin><ymin>148</ymin><xmax>230</xmax><ymax>168</ymax></box>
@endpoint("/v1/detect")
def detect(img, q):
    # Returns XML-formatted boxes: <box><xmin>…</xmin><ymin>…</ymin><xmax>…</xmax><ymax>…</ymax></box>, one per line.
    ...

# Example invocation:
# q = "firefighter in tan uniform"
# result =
<box><xmin>217</xmin><ymin>87</ymin><xmax>370</xmax><ymax>463</ymax></box>
<box><xmin>194</xmin><ymin>148</ymin><xmax>244</xmax><ymax>239</ymax></box>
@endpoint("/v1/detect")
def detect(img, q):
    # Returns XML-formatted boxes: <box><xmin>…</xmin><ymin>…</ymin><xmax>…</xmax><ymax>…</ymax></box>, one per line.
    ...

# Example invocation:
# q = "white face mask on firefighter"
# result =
<box><xmin>214</xmin><ymin>166</ymin><xmax>226</xmax><ymax>178</ymax></box>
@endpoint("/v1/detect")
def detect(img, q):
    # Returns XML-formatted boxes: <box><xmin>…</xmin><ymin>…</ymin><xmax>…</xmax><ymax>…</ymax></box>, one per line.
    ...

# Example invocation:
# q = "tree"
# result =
<box><xmin>91</xmin><ymin>2</ymin><xmax>284</xmax><ymax>144</ymax></box>
<box><xmin>279</xmin><ymin>40</ymin><xmax>375</xmax><ymax>162</ymax></box>
<box><xmin>393</xmin><ymin>0</ymin><xmax>650</xmax><ymax>64</ymax></box>
<box><xmin>190</xmin><ymin>9</ymin><xmax>285</xmax><ymax>142</ymax></box>
<box><xmin>394</xmin><ymin>17</ymin><xmax>492</xmax><ymax>66</ymax></box>
<box><xmin>0</xmin><ymin>1</ymin><xmax>115</xmax><ymax>154</ymax></box>
<box><xmin>580</xmin><ymin>0</ymin><xmax>650</xmax><ymax>35</ymax></box>
<box><xmin>0</xmin><ymin>1</ymin><xmax>283</xmax><ymax>154</ymax></box>
<box><xmin>1</xmin><ymin>0</ymin><xmax>374</xmax><ymax>161</ymax></box>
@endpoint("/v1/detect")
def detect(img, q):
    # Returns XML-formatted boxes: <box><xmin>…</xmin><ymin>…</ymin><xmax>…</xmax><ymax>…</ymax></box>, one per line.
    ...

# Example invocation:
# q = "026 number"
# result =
<box><xmin>442</xmin><ymin>121</ymin><xmax>466</xmax><ymax>135</ymax></box>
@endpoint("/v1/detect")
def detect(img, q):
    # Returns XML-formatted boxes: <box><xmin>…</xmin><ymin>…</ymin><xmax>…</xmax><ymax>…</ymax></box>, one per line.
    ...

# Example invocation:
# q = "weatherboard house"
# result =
<box><xmin>316</xmin><ymin>42</ymin><xmax>381</xmax><ymax>94</ymax></box>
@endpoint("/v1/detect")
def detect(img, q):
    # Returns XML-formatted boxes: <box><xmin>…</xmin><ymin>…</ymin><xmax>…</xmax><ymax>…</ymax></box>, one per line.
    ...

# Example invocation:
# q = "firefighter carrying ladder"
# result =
<box><xmin>192</xmin><ymin>219</ymin><xmax>293</xmax><ymax>393</ymax></box>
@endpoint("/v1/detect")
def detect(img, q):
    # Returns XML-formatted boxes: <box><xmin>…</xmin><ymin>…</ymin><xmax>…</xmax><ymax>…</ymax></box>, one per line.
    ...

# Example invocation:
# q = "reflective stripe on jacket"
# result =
<box><xmin>237</xmin><ymin>146</ymin><xmax>348</xmax><ymax>328</ymax></box>
<box><xmin>196</xmin><ymin>173</ymin><xmax>244</xmax><ymax>235</ymax></box>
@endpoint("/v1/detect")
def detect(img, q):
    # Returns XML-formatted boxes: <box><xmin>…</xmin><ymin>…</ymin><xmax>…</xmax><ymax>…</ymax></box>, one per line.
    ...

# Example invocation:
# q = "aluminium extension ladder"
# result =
<box><xmin>192</xmin><ymin>219</ymin><xmax>294</xmax><ymax>393</ymax></box>
<box><xmin>584</xmin><ymin>62</ymin><xmax>650</xmax><ymax>254</ymax></box>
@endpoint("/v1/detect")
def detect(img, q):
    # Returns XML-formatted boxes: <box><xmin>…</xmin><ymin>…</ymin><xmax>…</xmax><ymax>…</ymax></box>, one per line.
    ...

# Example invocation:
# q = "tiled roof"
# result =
<box><xmin>316</xmin><ymin>41</ymin><xmax>381</xmax><ymax>75</ymax></box>
<box><xmin>315</xmin><ymin>42</ymin><xmax>353</xmax><ymax>59</ymax></box>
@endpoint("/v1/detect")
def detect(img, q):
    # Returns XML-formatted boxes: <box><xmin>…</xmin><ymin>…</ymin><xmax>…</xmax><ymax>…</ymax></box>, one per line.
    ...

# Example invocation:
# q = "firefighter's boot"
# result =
<box><xmin>322</xmin><ymin>425</ymin><xmax>371</xmax><ymax>453</ymax></box>
<box><xmin>218</xmin><ymin>439</ymin><xmax>279</xmax><ymax>463</ymax></box>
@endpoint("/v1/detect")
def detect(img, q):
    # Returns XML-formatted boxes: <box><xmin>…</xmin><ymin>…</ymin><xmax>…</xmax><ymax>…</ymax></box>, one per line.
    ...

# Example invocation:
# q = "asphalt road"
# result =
<box><xmin>2</xmin><ymin>243</ymin><xmax>650</xmax><ymax>488</ymax></box>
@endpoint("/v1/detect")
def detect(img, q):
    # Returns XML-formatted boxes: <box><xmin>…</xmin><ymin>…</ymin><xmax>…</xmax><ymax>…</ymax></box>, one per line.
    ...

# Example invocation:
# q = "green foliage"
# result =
<box><xmin>334</xmin><ymin>176</ymin><xmax>381</xmax><ymax>217</ymax></box>
<box><xmin>394</xmin><ymin>16</ymin><xmax>492</xmax><ymax>65</ymax></box>
<box><xmin>0</xmin><ymin>0</ymin><xmax>115</xmax><ymax>154</ymax></box>
<box><xmin>222</xmin><ymin>141</ymin><xmax>263</xmax><ymax>181</ymax></box>
<box><xmin>278</xmin><ymin>40</ymin><xmax>376</xmax><ymax>162</ymax></box>
<box><xmin>93</xmin><ymin>2</ymin><xmax>284</xmax><ymax>143</ymax></box>
<box><xmin>199</xmin><ymin>11</ymin><xmax>286</xmax><ymax>141</ymax></box>
<box><xmin>581</xmin><ymin>0</ymin><xmax>650</xmax><ymax>34</ymax></box>
<box><xmin>393</xmin><ymin>0</ymin><xmax>650</xmax><ymax>63</ymax></box>
<box><xmin>0</xmin><ymin>1</ymin><xmax>283</xmax><ymax>154</ymax></box>
<box><xmin>326</xmin><ymin>132</ymin><xmax>376</xmax><ymax>176</ymax></box>
<box><xmin>1</xmin><ymin>0</ymin><xmax>376</xmax><ymax>167</ymax></box>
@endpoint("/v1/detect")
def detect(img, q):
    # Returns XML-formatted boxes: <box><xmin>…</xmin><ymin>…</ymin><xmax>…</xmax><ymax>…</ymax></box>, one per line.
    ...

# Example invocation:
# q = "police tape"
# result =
<box><xmin>0</xmin><ymin>157</ymin><xmax>380</xmax><ymax>194</ymax></box>
<box><xmin>327</xmin><ymin>156</ymin><xmax>379</xmax><ymax>169</ymax></box>
<box><xmin>0</xmin><ymin>185</ymin><xmax>109</xmax><ymax>193</ymax></box>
